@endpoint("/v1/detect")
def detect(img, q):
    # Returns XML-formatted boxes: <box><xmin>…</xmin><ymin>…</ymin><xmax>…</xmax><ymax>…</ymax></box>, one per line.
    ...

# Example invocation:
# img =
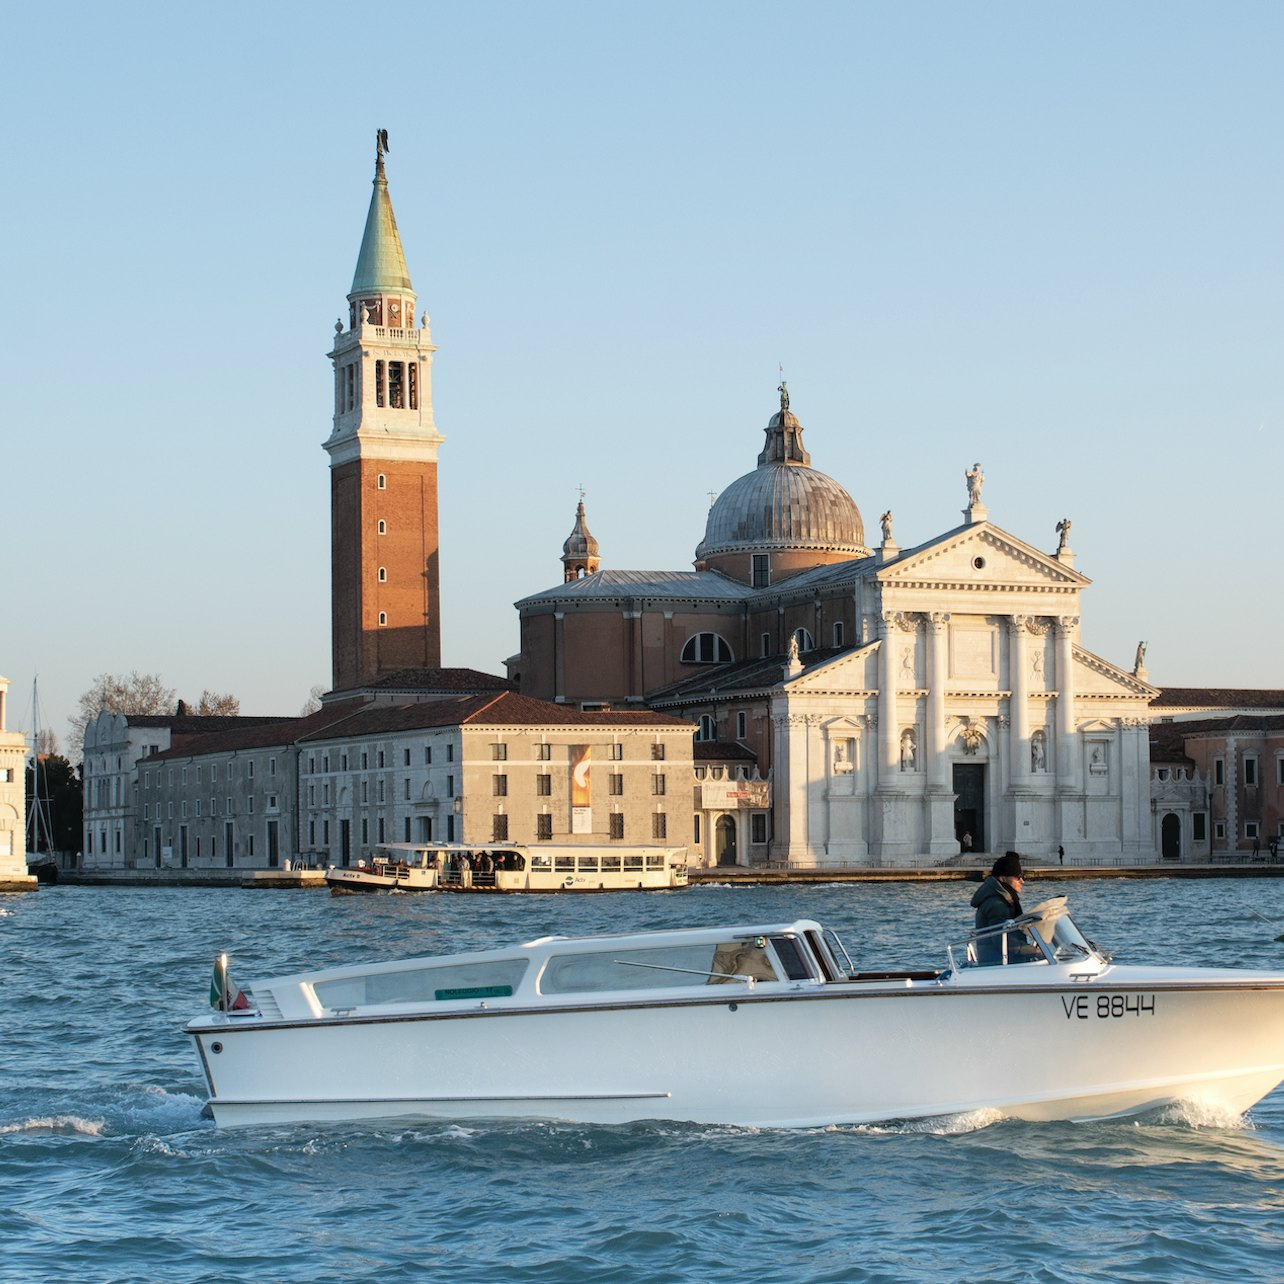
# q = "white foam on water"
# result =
<box><xmin>0</xmin><ymin>1114</ymin><xmax>106</xmax><ymax>1137</ymax></box>
<box><xmin>1154</xmin><ymin>1098</ymin><xmax>1251</xmax><ymax>1131</ymax></box>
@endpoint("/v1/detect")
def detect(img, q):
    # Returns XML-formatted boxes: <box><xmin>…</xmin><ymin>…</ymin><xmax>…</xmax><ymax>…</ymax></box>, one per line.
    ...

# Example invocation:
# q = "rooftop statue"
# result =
<box><xmin>1056</xmin><ymin>517</ymin><xmax>1072</xmax><ymax>550</ymax></box>
<box><xmin>966</xmin><ymin>462</ymin><xmax>984</xmax><ymax>507</ymax></box>
<box><xmin>777</xmin><ymin>380</ymin><xmax>790</xmax><ymax>413</ymax></box>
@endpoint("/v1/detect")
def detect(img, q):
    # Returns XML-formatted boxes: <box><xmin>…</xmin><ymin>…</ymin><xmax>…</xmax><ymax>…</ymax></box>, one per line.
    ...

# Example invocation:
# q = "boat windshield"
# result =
<box><xmin>950</xmin><ymin>897</ymin><xmax>1101</xmax><ymax>970</ymax></box>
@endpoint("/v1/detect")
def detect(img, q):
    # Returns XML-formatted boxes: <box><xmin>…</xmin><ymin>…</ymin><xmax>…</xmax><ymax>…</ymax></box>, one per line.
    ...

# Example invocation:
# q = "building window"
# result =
<box><xmin>404</xmin><ymin>778</ymin><xmax>411</xmax><ymax>800</ymax></box>
<box><xmin>1214</xmin><ymin>821</ymin><xmax>1226</xmax><ymax>841</ymax></box>
<box><xmin>379</xmin><ymin>612</ymin><xmax>387</xmax><ymax>626</ymax></box>
<box><xmin>247</xmin><ymin>796</ymin><xmax>254</xmax><ymax>813</ymax></box>
<box><xmin>447</xmin><ymin>745</ymin><xmax>454</xmax><ymax>762</ymax></box>
<box><xmin>609</xmin><ymin>773</ymin><xmax>623</xmax><ymax>796</ymax></box>
<box><xmin>761</xmin><ymin>632</ymin><xmax>771</xmax><ymax>658</ymax></box>
<box><xmin>833</xmin><ymin>621</ymin><xmax>845</xmax><ymax>647</ymax></box>
<box><xmin>375</xmin><ymin>361</ymin><xmax>385</xmax><ymax>407</ymax></box>
<box><xmin>378</xmin><ymin>817</ymin><xmax>386</xmax><ymax>843</ymax></box>
<box><xmin>651</xmin><ymin>744</ymin><xmax>665</xmax><ymax>761</ymax></box>
<box><xmin>1245</xmin><ymin>757</ymin><xmax>1259</xmax><ymax>787</ymax></box>
<box><xmin>697</xmin><ymin>715</ymin><xmax>716</xmax><ymax>742</ymax></box>
<box><xmin>693</xmin><ymin>814</ymin><xmax>701</xmax><ymax>843</ymax></box>
<box><xmin>492</xmin><ymin>744</ymin><xmax>508</xmax><ymax>761</ymax></box>
<box><xmin>681</xmin><ymin>633</ymin><xmax>734</xmax><ymax>665</ymax></box>
<box><xmin>1214</xmin><ymin>758</ymin><xmax>1225</xmax><ymax>786</ymax></box>
<box><xmin>1246</xmin><ymin>822</ymin><xmax>1260</xmax><ymax>840</ymax></box>
<box><xmin>424</xmin><ymin>747</ymin><xmax>432</xmax><ymax>764</ymax></box>
<box><xmin>536</xmin><ymin>774</ymin><xmax>552</xmax><ymax>796</ymax></box>
<box><xmin>652</xmin><ymin>813</ymin><xmax>668</xmax><ymax>840</ymax></box>
<box><xmin>1277</xmin><ymin>757</ymin><xmax>1284</xmax><ymax>786</ymax></box>
<box><xmin>378</xmin><ymin>567</ymin><xmax>387</xmax><ymax>583</ymax></box>
<box><xmin>447</xmin><ymin>776</ymin><xmax>455</xmax><ymax>797</ymax></box>
<box><xmin>377</xmin><ymin>750</ymin><xmax>385</xmax><ymax>768</ymax></box>
<box><xmin>609</xmin><ymin>744</ymin><xmax>623</xmax><ymax>761</ymax></box>
<box><xmin>361</xmin><ymin>751</ymin><xmax>369</xmax><ymax>770</ymax></box>
<box><xmin>493</xmin><ymin>775</ymin><xmax>508</xmax><ymax>797</ymax></box>
<box><xmin>404</xmin><ymin>748</ymin><xmax>411</xmax><ymax>766</ymax></box>
<box><xmin>378</xmin><ymin>520</ymin><xmax>387</xmax><ymax>535</ymax></box>
<box><xmin>751</xmin><ymin>812</ymin><xmax>769</xmax><ymax>844</ymax></box>
<box><xmin>536</xmin><ymin>743</ymin><xmax>551</xmax><ymax>761</ymax></box>
<box><xmin>792</xmin><ymin>627</ymin><xmax>814</xmax><ymax>653</ymax></box>
<box><xmin>361</xmin><ymin>781</ymin><xmax>368</xmax><ymax>803</ymax></box>
<box><xmin>377</xmin><ymin>780</ymin><xmax>384</xmax><ymax>803</ymax></box>
<box><xmin>361</xmin><ymin>818</ymin><xmax>369</xmax><ymax>844</ymax></box>
<box><xmin>752</xmin><ymin>554</ymin><xmax>770</xmax><ymax>588</ymax></box>
<box><xmin>736</xmin><ymin>711</ymin><xmax>747</xmax><ymax>741</ymax></box>
<box><xmin>492</xmin><ymin>813</ymin><xmax>509</xmax><ymax>841</ymax></box>
<box><xmin>609</xmin><ymin>813</ymin><xmax>625</xmax><ymax>840</ymax></box>
<box><xmin>536</xmin><ymin>814</ymin><xmax>553</xmax><ymax>841</ymax></box>
<box><xmin>377</xmin><ymin>473</ymin><xmax>386</xmax><ymax>489</ymax></box>
<box><xmin>404</xmin><ymin>817</ymin><xmax>412</xmax><ymax>842</ymax></box>
<box><xmin>652</xmin><ymin>774</ymin><xmax>666</xmax><ymax>796</ymax></box>
<box><xmin>1193</xmin><ymin>813</ymin><xmax>1207</xmax><ymax>842</ymax></box>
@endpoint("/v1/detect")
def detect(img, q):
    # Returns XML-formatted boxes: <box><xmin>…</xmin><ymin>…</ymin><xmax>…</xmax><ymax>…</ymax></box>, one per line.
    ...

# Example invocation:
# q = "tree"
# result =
<box><xmin>25</xmin><ymin>753</ymin><xmax>82</xmax><ymax>855</ymax></box>
<box><xmin>69</xmin><ymin>671</ymin><xmax>176</xmax><ymax>761</ymax></box>
<box><xmin>196</xmin><ymin>690</ymin><xmax>240</xmax><ymax>716</ymax></box>
<box><xmin>299</xmin><ymin>684</ymin><xmax>325</xmax><ymax>716</ymax></box>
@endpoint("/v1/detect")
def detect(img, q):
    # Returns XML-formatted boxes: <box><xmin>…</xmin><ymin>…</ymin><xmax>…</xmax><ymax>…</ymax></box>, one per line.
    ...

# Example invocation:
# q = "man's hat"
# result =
<box><xmin>991</xmin><ymin>851</ymin><xmax>1023</xmax><ymax>879</ymax></box>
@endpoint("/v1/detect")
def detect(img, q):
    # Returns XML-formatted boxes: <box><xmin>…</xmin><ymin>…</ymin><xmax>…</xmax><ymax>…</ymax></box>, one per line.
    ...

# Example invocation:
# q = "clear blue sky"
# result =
<box><xmin>3</xmin><ymin>1</ymin><xmax>1281</xmax><ymax>749</ymax></box>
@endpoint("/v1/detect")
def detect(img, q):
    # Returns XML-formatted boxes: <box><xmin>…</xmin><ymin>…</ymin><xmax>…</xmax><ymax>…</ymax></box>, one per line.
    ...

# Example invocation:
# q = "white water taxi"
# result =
<box><xmin>325</xmin><ymin>843</ymin><xmax>689</xmax><ymax>895</ymax></box>
<box><xmin>187</xmin><ymin>897</ymin><xmax>1284</xmax><ymax>1129</ymax></box>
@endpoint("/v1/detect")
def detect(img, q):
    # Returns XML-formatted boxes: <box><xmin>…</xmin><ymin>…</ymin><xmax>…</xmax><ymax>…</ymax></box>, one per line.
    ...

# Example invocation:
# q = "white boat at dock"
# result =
<box><xmin>324</xmin><ymin>843</ymin><xmax>689</xmax><ymax>895</ymax></box>
<box><xmin>187</xmin><ymin>897</ymin><xmax>1284</xmax><ymax>1129</ymax></box>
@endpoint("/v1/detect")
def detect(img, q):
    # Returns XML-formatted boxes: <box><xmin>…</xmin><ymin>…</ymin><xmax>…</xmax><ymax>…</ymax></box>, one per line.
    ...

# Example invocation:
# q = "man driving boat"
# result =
<box><xmin>970</xmin><ymin>851</ymin><xmax>1038</xmax><ymax>964</ymax></box>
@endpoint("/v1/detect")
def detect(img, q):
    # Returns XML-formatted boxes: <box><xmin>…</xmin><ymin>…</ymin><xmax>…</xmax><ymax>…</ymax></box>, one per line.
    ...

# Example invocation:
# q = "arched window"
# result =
<box><xmin>792</xmin><ymin>628</ymin><xmax>814</xmax><ymax>653</ymax></box>
<box><xmin>378</xmin><ymin>567</ymin><xmax>387</xmax><ymax>582</ymax></box>
<box><xmin>681</xmin><ymin>633</ymin><xmax>734</xmax><ymax>664</ymax></box>
<box><xmin>696</xmin><ymin>715</ymin><xmax>717</xmax><ymax>741</ymax></box>
<box><xmin>378</xmin><ymin>612</ymin><xmax>387</xmax><ymax>626</ymax></box>
<box><xmin>377</xmin><ymin>520</ymin><xmax>386</xmax><ymax>535</ymax></box>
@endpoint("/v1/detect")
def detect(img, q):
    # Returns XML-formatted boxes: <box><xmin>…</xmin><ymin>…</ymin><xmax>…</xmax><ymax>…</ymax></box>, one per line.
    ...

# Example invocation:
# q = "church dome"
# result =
<box><xmin>695</xmin><ymin>394</ymin><xmax>867</xmax><ymax>563</ymax></box>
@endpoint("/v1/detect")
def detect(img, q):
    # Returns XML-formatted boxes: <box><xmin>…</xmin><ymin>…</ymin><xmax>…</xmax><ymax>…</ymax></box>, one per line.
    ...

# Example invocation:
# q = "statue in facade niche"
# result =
<box><xmin>1056</xmin><ymin>517</ymin><xmax>1072</xmax><ymax>550</ymax></box>
<box><xmin>961</xmin><ymin>724</ymin><xmax>983</xmax><ymax>755</ymax></box>
<box><xmin>900</xmin><ymin>728</ymin><xmax>918</xmax><ymax>771</ymax></box>
<box><xmin>1031</xmin><ymin>731</ymin><xmax>1046</xmax><ymax>772</ymax></box>
<box><xmin>966</xmin><ymin>462</ymin><xmax>984</xmax><ymax>506</ymax></box>
<box><xmin>880</xmin><ymin>510</ymin><xmax>893</xmax><ymax>543</ymax></box>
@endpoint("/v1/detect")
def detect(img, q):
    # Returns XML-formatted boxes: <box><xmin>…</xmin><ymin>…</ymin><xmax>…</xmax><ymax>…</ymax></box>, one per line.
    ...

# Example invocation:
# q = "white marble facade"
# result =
<box><xmin>767</xmin><ymin>519</ymin><xmax>1156</xmax><ymax>866</ymax></box>
<box><xmin>0</xmin><ymin>676</ymin><xmax>32</xmax><ymax>881</ymax></box>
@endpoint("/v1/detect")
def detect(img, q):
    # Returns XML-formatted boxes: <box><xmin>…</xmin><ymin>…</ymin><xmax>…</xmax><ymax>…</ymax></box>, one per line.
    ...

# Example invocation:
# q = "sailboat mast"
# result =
<box><xmin>26</xmin><ymin>677</ymin><xmax>55</xmax><ymax>858</ymax></box>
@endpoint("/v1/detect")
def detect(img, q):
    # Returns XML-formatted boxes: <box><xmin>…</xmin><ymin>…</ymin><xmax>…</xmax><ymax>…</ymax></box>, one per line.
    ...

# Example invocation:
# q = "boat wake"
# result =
<box><xmin>1151</xmin><ymin>1098</ymin><xmax>1251</xmax><ymax>1130</ymax></box>
<box><xmin>0</xmin><ymin>1114</ymin><xmax>106</xmax><ymax>1137</ymax></box>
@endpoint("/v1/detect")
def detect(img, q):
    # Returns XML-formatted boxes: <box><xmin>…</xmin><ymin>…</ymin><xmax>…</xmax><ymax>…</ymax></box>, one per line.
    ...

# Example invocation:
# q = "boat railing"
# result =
<box><xmin>946</xmin><ymin>918</ymin><xmax>1048</xmax><ymax>972</ymax></box>
<box><xmin>612</xmin><ymin>959</ymin><xmax>761</xmax><ymax>988</ymax></box>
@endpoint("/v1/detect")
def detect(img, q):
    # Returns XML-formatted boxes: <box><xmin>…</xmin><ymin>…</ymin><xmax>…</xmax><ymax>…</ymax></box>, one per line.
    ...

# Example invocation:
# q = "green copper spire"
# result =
<box><xmin>349</xmin><ymin>129</ymin><xmax>413</xmax><ymax>296</ymax></box>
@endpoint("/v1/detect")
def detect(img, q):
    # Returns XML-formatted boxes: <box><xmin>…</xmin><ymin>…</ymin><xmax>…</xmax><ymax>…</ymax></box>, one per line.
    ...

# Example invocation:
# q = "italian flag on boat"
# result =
<box><xmin>210</xmin><ymin>953</ymin><xmax>250</xmax><ymax>1011</ymax></box>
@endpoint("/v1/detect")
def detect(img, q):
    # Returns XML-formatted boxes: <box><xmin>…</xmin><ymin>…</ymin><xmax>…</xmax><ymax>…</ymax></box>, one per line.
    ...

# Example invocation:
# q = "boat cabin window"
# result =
<box><xmin>768</xmin><ymin>935</ymin><xmax>814</xmax><ymax>981</ymax></box>
<box><xmin>623</xmin><ymin>855</ymin><xmax>644</xmax><ymax>871</ymax></box>
<box><xmin>600</xmin><ymin>855</ymin><xmax>622</xmax><ymax>872</ymax></box>
<box><xmin>314</xmin><ymin>958</ymin><xmax>529</xmax><ymax>1009</ymax></box>
<box><xmin>540</xmin><ymin>939</ymin><xmax>780</xmax><ymax>995</ymax></box>
<box><xmin>645</xmin><ymin>854</ymin><xmax>664</xmax><ymax>869</ymax></box>
<box><xmin>532</xmin><ymin>854</ymin><xmax>552</xmax><ymax>870</ymax></box>
<box><xmin>578</xmin><ymin>855</ymin><xmax>599</xmax><ymax>872</ymax></box>
<box><xmin>555</xmin><ymin>855</ymin><xmax>576</xmax><ymax>872</ymax></box>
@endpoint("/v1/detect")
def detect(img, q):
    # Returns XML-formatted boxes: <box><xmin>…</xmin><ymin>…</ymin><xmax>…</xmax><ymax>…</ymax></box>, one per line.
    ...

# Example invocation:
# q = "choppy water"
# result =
<box><xmin>4</xmin><ymin>880</ymin><xmax>1284</xmax><ymax>1283</ymax></box>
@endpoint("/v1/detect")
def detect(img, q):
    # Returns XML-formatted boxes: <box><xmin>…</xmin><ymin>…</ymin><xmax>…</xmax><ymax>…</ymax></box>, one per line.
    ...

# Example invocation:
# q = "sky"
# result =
<box><xmin>2</xmin><ymin>1</ymin><xmax>1281</xmax><ymax>752</ymax></box>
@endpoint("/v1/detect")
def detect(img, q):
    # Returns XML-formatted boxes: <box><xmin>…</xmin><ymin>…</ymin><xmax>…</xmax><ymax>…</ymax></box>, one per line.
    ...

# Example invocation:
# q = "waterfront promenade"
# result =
<box><xmin>37</xmin><ymin>859</ymin><xmax>1284</xmax><ymax>888</ymax></box>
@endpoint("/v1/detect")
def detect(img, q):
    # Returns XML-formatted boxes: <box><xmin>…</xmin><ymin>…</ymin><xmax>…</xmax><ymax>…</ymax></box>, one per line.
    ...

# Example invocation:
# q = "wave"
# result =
<box><xmin>0</xmin><ymin>1114</ymin><xmax>105</xmax><ymax>1137</ymax></box>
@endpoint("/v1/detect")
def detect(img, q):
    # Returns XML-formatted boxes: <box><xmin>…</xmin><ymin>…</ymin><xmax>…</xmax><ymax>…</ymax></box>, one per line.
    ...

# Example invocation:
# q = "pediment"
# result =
<box><xmin>786</xmin><ymin>643</ymin><xmax>880</xmax><ymax>694</ymax></box>
<box><xmin>1074</xmin><ymin>646</ymin><xmax>1159</xmax><ymax>700</ymax></box>
<box><xmin>878</xmin><ymin>524</ymin><xmax>1089</xmax><ymax>591</ymax></box>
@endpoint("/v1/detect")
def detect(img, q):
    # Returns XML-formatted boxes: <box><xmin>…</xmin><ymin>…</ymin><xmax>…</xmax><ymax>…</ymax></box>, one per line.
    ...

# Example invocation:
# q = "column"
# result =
<box><xmin>1054</xmin><ymin>616</ymin><xmax>1079</xmax><ymax>791</ymax></box>
<box><xmin>926</xmin><ymin>613</ymin><xmax>950</xmax><ymax>790</ymax></box>
<box><xmin>1008</xmin><ymin>616</ymin><xmax>1030</xmax><ymax>787</ymax></box>
<box><xmin>877</xmin><ymin>612</ymin><xmax>898</xmax><ymax>787</ymax></box>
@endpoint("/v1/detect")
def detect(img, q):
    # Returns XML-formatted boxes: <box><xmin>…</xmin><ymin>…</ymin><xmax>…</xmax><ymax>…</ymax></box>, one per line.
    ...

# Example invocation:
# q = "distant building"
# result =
<box><xmin>326</xmin><ymin>136</ymin><xmax>444</xmax><ymax>696</ymax></box>
<box><xmin>1151</xmin><ymin>715</ymin><xmax>1284</xmax><ymax>859</ymax></box>
<box><xmin>136</xmin><ymin>693</ymin><xmax>696</xmax><ymax>869</ymax></box>
<box><xmin>511</xmin><ymin>393</ymin><xmax>1158</xmax><ymax>866</ymax></box>
<box><xmin>0</xmin><ymin>676</ymin><xmax>36</xmax><ymax>889</ymax></box>
<box><xmin>81</xmin><ymin>711</ymin><xmax>290</xmax><ymax>869</ymax></box>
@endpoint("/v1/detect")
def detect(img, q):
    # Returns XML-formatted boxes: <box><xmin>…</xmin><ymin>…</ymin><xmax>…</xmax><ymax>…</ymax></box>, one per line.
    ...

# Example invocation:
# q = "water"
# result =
<box><xmin>4</xmin><ymin>880</ymin><xmax>1284</xmax><ymax>1283</ymax></box>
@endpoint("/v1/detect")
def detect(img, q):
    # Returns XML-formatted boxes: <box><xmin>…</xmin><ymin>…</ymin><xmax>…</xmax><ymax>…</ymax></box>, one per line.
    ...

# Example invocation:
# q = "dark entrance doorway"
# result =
<box><xmin>1161</xmin><ymin>813</ymin><xmax>1181</xmax><ymax>860</ymax></box>
<box><xmin>716</xmin><ymin>815</ymin><xmax>738</xmax><ymax>866</ymax></box>
<box><xmin>953</xmin><ymin>763</ymin><xmax>986</xmax><ymax>853</ymax></box>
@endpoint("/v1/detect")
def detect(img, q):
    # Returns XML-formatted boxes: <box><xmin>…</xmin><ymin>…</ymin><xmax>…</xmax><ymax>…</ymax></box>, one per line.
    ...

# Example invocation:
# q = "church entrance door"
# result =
<box><xmin>953</xmin><ymin>763</ymin><xmax>986</xmax><ymax>853</ymax></box>
<box><xmin>1161</xmin><ymin>813</ymin><xmax>1181</xmax><ymax>860</ymax></box>
<box><xmin>716</xmin><ymin>815</ymin><xmax>738</xmax><ymax>866</ymax></box>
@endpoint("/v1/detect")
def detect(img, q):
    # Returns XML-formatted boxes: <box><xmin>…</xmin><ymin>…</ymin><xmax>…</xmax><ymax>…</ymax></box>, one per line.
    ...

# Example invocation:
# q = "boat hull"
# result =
<box><xmin>192</xmin><ymin>976</ymin><xmax>1284</xmax><ymax>1128</ymax></box>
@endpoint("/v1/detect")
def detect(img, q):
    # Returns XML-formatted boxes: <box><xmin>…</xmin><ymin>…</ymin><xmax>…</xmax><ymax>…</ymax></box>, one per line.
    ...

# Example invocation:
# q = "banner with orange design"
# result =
<box><xmin>570</xmin><ymin>744</ymin><xmax>591</xmax><ymax>834</ymax></box>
